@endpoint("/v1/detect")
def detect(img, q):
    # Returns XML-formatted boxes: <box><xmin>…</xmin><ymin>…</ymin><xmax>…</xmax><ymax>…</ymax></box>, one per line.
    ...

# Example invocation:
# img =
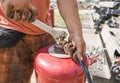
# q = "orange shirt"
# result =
<box><xmin>0</xmin><ymin>0</ymin><xmax>50</xmax><ymax>35</ymax></box>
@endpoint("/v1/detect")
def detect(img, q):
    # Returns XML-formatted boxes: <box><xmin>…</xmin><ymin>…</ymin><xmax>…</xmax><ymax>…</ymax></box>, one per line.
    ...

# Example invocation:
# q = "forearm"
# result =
<box><xmin>57</xmin><ymin>0</ymin><xmax>83</xmax><ymax>36</ymax></box>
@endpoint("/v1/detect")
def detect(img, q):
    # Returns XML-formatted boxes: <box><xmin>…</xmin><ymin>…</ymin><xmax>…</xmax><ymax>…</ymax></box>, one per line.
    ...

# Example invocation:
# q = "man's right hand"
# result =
<box><xmin>1</xmin><ymin>0</ymin><xmax>38</xmax><ymax>22</ymax></box>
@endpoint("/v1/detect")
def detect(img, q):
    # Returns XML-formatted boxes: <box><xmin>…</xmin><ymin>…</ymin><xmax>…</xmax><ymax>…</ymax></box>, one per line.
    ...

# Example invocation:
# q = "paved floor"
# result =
<box><xmin>31</xmin><ymin>70</ymin><xmax>36</xmax><ymax>83</ymax></box>
<box><xmin>83</xmin><ymin>29</ymin><xmax>119</xmax><ymax>83</ymax></box>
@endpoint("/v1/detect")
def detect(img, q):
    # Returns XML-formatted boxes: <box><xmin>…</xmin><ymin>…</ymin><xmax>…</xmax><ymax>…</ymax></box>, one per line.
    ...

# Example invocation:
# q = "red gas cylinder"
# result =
<box><xmin>34</xmin><ymin>44</ymin><xmax>88</xmax><ymax>83</ymax></box>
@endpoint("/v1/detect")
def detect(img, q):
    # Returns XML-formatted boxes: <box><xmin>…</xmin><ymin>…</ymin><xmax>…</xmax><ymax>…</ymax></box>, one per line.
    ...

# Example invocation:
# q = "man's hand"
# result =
<box><xmin>1</xmin><ymin>0</ymin><xmax>38</xmax><ymax>22</ymax></box>
<box><xmin>64</xmin><ymin>34</ymin><xmax>86</xmax><ymax>62</ymax></box>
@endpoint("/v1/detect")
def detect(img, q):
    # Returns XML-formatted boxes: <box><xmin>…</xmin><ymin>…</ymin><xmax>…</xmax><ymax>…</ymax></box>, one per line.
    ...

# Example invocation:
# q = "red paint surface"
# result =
<box><xmin>47</xmin><ymin>8</ymin><xmax>54</xmax><ymax>27</ymax></box>
<box><xmin>34</xmin><ymin>45</ymin><xmax>88</xmax><ymax>83</ymax></box>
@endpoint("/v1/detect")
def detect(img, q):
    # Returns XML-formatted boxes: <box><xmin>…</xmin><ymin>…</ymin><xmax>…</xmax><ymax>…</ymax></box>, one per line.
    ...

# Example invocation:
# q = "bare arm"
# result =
<box><xmin>57</xmin><ymin>0</ymin><xmax>86</xmax><ymax>61</ymax></box>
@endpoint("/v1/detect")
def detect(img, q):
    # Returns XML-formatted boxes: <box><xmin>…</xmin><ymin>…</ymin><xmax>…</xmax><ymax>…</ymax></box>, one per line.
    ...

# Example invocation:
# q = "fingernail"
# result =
<box><xmin>79</xmin><ymin>56</ymin><xmax>83</xmax><ymax>61</ymax></box>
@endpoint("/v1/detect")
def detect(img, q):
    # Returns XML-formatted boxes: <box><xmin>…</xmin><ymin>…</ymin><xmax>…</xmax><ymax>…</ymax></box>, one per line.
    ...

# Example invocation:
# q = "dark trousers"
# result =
<box><xmin>0</xmin><ymin>33</ymin><xmax>55</xmax><ymax>83</ymax></box>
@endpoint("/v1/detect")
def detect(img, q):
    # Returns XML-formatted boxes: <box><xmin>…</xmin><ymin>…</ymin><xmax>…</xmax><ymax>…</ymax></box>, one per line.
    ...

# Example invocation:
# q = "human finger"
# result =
<box><xmin>28</xmin><ymin>3</ymin><xmax>38</xmax><ymax>22</ymax></box>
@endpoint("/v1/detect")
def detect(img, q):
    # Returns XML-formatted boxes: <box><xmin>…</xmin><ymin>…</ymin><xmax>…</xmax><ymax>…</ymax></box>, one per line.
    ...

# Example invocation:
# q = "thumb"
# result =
<box><xmin>28</xmin><ymin>2</ymin><xmax>38</xmax><ymax>22</ymax></box>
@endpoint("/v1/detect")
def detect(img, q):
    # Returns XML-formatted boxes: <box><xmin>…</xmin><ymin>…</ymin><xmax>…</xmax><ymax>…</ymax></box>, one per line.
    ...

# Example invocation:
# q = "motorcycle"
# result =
<box><xmin>92</xmin><ymin>2</ymin><xmax>120</xmax><ymax>34</ymax></box>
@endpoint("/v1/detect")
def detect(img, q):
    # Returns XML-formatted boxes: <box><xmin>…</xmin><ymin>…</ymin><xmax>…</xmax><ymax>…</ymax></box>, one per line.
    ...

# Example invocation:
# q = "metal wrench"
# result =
<box><xmin>32</xmin><ymin>19</ymin><xmax>68</xmax><ymax>44</ymax></box>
